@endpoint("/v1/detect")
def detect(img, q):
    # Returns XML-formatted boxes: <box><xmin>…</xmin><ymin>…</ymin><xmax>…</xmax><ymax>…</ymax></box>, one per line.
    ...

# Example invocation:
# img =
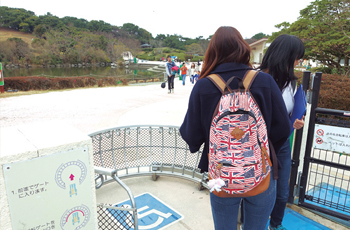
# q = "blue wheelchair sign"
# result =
<box><xmin>108</xmin><ymin>193</ymin><xmax>183</xmax><ymax>230</ymax></box>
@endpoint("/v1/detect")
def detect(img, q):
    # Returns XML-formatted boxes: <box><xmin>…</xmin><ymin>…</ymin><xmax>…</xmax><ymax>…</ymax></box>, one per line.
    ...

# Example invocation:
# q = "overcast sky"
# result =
<box><xmin>1</xmin><ymin>0</ymin><xmax>314</xmax><ymax>39</ymax></box>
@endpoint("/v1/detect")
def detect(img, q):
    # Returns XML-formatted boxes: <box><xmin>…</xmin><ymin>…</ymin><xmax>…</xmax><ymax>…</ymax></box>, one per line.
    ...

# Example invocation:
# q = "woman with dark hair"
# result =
<box><xmin>190</xmin><ymin>63</ymin><xmax>196</xmax><ymax>84</ymax></box>
<box><xmin>260</xmin><ymin>34</ymin><xmax>305</xmax><ymax>230</ymax></box>
<box><xmin>180</xmin><ymin>26</ymin><xmax>291</xmax><ymax>230</ymax></box>
<box><xmin>165</xmin><ymin>55</ymin><xmax>177</xmax><ymax>93</ymax></box>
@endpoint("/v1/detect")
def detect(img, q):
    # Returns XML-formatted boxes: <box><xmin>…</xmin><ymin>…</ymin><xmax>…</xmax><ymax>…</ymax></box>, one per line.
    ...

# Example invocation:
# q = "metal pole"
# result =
<box><xmin>112</xmin><ymin>174</ymin><xmax>139</xmax><ymax>230</ymax></box>
<box><xmin>298</xmin><ymin>72</ymin><xmax>322</xmax><ymax>205</ymax></box>
<box><xmin>288</xmin><ymin>71</ymin><xmax>311</xmax><ymax>203</ymax></box>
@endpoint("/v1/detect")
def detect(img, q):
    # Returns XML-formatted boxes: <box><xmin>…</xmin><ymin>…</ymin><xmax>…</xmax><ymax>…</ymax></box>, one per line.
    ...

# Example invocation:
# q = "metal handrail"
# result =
<box><xmin>95</xmin><ymin>167</ymin><xmax>139</xmax><ymax>229</ymax></box>
<box><xmin>90</xmin><ymin>125</ymin><xmax>207</xmax><ymax>229</ymax></box>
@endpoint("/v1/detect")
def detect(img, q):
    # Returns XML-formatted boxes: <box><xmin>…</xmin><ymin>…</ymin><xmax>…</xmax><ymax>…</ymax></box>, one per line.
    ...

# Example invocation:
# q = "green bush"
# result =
<box><xmin>191</xmin><ymin>56</ymin><xmax>205</xmax><ymax>62</ymax></box>
<box><xmin>137</xmin><ymin>53</ymin><xmax>149</xmax><ymax>60</ymax></box>
<box><xmin>295</xmin><ymin>72</ymin><xmax>350</xmax><ymax>111</ymax></box>
<box><xmin>155</xmin><ymin>54</ymin><xmax>166</xmax><ymax>59</ymax></box>
<box><xmin>142</xmin><ymin>48</ymin><xmax>153</xmax><ymax>52</ymax></box>
<box><xmin>311</xmin><ymin>66</ymin><xmax>350</xmax><ymax>76</ymax></box>
<box><xmin>3</xmin><ymin>76</ymin><xmax>128</xmax><ymax>91</ymax></box>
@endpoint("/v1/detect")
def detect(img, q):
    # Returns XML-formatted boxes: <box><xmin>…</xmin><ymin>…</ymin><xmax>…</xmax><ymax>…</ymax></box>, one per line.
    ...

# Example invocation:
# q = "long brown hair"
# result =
<box><xmin>200</xmin><ymin>26</ymin><xmax>251</xmax><ymax>79</ymax></box>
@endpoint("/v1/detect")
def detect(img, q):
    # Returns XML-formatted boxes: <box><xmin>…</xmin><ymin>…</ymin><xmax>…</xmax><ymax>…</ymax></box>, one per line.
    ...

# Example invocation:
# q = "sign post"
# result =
<box><xmin>0</xmin><ymin>63</ymin><xmax>4</xmax><ymax>93</ymax></box>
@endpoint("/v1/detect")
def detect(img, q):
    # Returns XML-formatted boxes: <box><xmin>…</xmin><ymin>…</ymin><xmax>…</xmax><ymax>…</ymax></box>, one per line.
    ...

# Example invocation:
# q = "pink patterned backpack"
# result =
<box><xmin>207</xmin><ymin>70</ymin><xmax>273</xmax><ymax>197</ymax></box>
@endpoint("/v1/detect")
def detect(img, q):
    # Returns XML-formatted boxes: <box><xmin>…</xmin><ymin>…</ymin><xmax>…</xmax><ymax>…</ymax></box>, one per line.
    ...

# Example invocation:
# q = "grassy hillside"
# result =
<box><xmin>0</xmin><ymin>27</ymin><xmax>35</xmax><ymax>48</ymax></box>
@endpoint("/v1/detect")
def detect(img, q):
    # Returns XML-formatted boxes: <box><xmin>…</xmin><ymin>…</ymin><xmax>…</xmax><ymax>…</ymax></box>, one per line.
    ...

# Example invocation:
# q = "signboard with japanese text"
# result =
<box><xmin>313</xmin><ymin>124</ymin><xmax>350</xmax><ymax>154</ymax></box>
<box><xmin>3</xmin><ymin>146</ymin><xmax>95</xmax><ymax>230</ymax></box>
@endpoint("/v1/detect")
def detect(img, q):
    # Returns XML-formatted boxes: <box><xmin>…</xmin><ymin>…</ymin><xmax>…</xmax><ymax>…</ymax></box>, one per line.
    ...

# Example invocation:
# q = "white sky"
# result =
<box><xmin>1</xmin><ymin>0</ymin><xmax>314</xmax><ymax>39</ymax></box>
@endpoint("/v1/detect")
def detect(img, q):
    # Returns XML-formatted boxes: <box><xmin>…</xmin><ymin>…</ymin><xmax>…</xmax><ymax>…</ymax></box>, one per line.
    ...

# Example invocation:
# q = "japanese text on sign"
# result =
<box><xmin>11</xmin><ymin>182</ymin><xmax>49</xmax><ymax>199</ymax></box>
<box><xmin>28</xmin><ymin>220</ymin><xmax>55</xmax><ymax>230</ymax></box>
<box><xmin>313</xmin><ymin>124</ymin><xmax>350</xmax><ymax>154</ymax></box>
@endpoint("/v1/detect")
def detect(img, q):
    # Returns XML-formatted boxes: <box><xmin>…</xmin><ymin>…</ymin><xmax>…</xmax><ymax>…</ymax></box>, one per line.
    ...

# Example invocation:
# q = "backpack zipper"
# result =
<box><xmin>217</xmin><ymin>146</ymin><xmax>270</xmax><ymax>172</ymax></box>
<box><xmin>216</xmin><ymin>109</ymin><xmax>257</xmax><ymax>123</ymax></box>
<box><xmin>215</xmin><ymin>109</ymin><xmax>262</xmax><ymax>146</ymax></box>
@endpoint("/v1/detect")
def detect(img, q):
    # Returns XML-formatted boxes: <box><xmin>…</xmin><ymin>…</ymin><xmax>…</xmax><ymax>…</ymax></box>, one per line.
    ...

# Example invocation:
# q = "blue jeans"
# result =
<box><xmin>182</xmin><ymin>74</ymin><xmax>186</xmax><ymax>85</ymax></box>
<box><xmin>210</xmin><ymin>171</ymin><xmax>276</xmax><ymax>230</ymax></box>
<box><xmin>270</xmin><ymin>139</ymin><xmax>291</xmax><ymax>228</ymax></box>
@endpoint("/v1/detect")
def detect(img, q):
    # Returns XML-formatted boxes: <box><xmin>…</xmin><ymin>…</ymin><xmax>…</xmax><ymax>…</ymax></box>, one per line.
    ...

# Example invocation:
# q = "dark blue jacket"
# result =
<box><xmin>180</xmin><ymin>62</ymin><xmax>291</xmax><ymax>172</ymax></box>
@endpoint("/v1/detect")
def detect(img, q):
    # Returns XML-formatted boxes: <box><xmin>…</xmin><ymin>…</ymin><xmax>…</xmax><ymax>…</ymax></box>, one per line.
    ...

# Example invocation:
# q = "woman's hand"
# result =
<box><xmin>293</xmin><ymin>116</ymin><xmax>305</xmax><ymax>130</ymax></box>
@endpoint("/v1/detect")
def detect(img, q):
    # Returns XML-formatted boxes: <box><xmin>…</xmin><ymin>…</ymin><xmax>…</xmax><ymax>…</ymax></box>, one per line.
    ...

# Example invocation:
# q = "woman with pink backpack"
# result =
<box><xmin>180</xmin><ymin>27</ymin><xmax>291</xmax><ymax>230</ymax></box>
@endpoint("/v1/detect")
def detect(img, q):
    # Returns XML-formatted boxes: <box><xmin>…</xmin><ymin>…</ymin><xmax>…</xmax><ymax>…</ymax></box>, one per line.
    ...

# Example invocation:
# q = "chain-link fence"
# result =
<box><xmin>89</xmin><ymin>125</ymin><xmax>207</xmax><ymax>187</ymax></box>
<box><xmin>97</xmin><ymin>204</ymin><xmax>136</xmax><ymax>230</ymax></box>
<box><xmin>90</xmin><ymin>125</ymin><xmax>207</xmax><ymax>230</ymax></box>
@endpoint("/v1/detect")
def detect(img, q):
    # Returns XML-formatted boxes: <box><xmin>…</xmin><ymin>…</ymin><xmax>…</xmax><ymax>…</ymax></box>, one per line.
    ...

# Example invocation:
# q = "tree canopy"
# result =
<box><xmin>270</xmin><ymin>0</ymin><xmax>350</xmax><ymax>70</ymax></box>
<box><xmin>252</xmin><ymin>32</ymin><xmax>267</xmax><ymax>40</ymax></box>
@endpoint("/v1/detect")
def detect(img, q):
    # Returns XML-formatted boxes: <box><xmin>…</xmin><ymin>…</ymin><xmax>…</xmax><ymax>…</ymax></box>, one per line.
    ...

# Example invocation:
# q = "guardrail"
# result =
<box><xmin>90</xmin><ymin>125</ymin><xmax>208</xmax><ymax>189</ymax></box>
<box><xmin>90</xmin><ymin>125</ymin><xmax>208</xmax><ymax>229</ymax></box>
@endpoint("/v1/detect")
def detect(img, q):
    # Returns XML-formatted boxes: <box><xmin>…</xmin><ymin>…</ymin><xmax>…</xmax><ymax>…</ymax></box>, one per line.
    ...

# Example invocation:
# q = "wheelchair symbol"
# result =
<box><xmin>123</xmin><ymin>204</ymin><xmax>172</xmax><ymax>229</ymax></box>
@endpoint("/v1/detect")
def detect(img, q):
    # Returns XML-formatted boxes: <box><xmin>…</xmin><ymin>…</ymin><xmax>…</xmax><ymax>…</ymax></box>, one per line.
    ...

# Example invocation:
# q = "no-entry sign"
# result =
<box><xmin>313</xmin><ymin>124</ymin><xmax>350</xmax><ymax>154</ymax></box>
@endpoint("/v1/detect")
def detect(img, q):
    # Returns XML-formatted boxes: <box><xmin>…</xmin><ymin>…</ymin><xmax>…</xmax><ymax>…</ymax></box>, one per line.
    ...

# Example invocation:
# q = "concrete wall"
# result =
<box><xmin>0</xmin><ymin>121</ymin><xmax>98</xmax><ymax>230</ymax></box>
<box><xmin>251</xmin><ymin>42</ymin><xmax>266</xmax><ymax>64</ymax></box>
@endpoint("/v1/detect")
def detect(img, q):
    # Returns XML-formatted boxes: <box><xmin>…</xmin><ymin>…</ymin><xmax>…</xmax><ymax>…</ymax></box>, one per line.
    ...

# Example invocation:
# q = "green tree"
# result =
<box><xmin>138</xmin><ymin>28</ymin><xmax>152</xmax><ymax>44</ymax></box>
<box><xmin>88</xmin><ymin>20</ymin><xmax>112</xmax><ymax>33</ymax></box>
<box><xmin>155</xmin><ymin>34</ymin><xmax>166</xmax><ymax>40</ymax></box>
<box><xmin>122</xmin><ymin>23</ymin><xmax>153</xmax><ymax>44</ymax></box>
<box><xmin>0</xmin><ymin>7</ymin><xmax>37</xmax><ymax>32</ymax></box>
<box><xmin>270</xmin><ymin>0</ymin><xmax>350</xmax><ymax>70</ymax></box>
<box><xmin>163</xmin><ymin>34</ymin><xmax>185</xmax><ymax>50</ymax></box>
<box><xmin>61</xmin><ymin>16</ymin><xmax>89</xmax><ymax>30</ymax></box>
<box><xmin>252</xmin><ymin>32</ymin><xmax>267</xmax><ymax>40</ymax></box>
<box><xmin>185</xmin><ymin>43</ymin><xmax>204</xmax><ymax>55</ymax></box>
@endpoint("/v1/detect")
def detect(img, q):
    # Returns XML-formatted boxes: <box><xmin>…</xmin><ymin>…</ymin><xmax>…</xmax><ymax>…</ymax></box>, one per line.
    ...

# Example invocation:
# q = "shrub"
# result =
<box><xmin>142</xmin><ymin>48</ymin><xmax>153</xmax><ymax>52</ymax></box>
<box><xmin>137</xmin><ymin>53</ymin><xmax>150</xmax><ymax>60</ymax></box>
<box><xmin>191</xmin><ymin>56</ymin><xmax>205</xmax><ymax>62</ymax></box>
<box><xmin>97</xmin><ymin>77</ymin><xmax>128</xmax><ymax>87</ymax></box>
<box><xmin>3</xmin><ymin>76</ymin><xmax>128</xmax><ymax>91</ymax></box>
<box><xmin>313</xmin><ymin>66</ymin><xmax>332</xmax><ymax>74</ymax></box>
<box><xmin>295</xmin><ymin>72</ymin><xmax>350</xmax><ymax>111</ymax></box>
<box><xmin>3</xmin><ymin>77</ymin><xmax>51</xmax><ymax>91</ymax></box>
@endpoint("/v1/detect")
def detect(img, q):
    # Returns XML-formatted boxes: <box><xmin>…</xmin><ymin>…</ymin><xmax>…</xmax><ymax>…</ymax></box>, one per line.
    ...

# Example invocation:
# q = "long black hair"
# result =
<box><xmin>259</xmin><ymin>34</ymin><xmax>305</xmax><ymax>91</ymax></box>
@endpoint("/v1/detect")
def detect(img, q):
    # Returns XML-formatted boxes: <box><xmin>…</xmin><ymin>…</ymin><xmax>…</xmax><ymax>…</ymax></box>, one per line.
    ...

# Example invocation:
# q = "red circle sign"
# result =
<box><xmin>316</xmin><ymin>137</ymin><xmax>323</xmax><ymax>144</ymax></box>
<box><xmin>317</xmin><ymin>129</ymin><xmax>324</xmax><ymax>136</ymax></box>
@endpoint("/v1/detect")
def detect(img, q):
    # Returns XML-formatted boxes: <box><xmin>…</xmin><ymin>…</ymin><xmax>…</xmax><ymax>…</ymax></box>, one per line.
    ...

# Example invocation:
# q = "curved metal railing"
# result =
<box><xmin>90</xmin><ymin>125</ymin><xmax>208</xmax><ymax>229</ymax></box>
<box><xmin>89</xmin><ymin>125</ymin><xmax>208</xmax><ymax>189</ymax></box>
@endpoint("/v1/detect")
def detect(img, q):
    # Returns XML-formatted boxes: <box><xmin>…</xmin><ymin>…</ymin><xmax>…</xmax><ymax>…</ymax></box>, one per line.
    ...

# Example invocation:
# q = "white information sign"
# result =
<box><xmin>3</xmin><ymin>146</ymin><xmax>95</xmax><ymax>230</ymax></box>
<box><xmin>313</xmin><ymin>124</ymin><xmax>350</xmax><ymax>154</ymax></box>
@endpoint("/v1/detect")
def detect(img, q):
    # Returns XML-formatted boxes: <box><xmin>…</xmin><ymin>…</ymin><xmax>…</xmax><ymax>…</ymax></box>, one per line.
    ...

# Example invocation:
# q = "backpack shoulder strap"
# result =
<box><xmin>207</xmin><ymin>74</ymin><xmax>231</xmax><ymax>94</ymax></box>
<box><xmin>242</xmin><ymin>70</ymin><xmax>259</xmax><ymax>91</ymax></box>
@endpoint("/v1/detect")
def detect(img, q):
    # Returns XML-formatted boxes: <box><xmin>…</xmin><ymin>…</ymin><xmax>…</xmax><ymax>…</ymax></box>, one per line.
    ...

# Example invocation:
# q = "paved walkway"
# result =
<box><xmin>0</xmin><ymin>76</ymin><xmax>194</xmax><ymax>135</ymax></box>
<box><xmin>0</xmin><ymin>72</ymin><xmax>346</xmax><ymax>230</ymax></box>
